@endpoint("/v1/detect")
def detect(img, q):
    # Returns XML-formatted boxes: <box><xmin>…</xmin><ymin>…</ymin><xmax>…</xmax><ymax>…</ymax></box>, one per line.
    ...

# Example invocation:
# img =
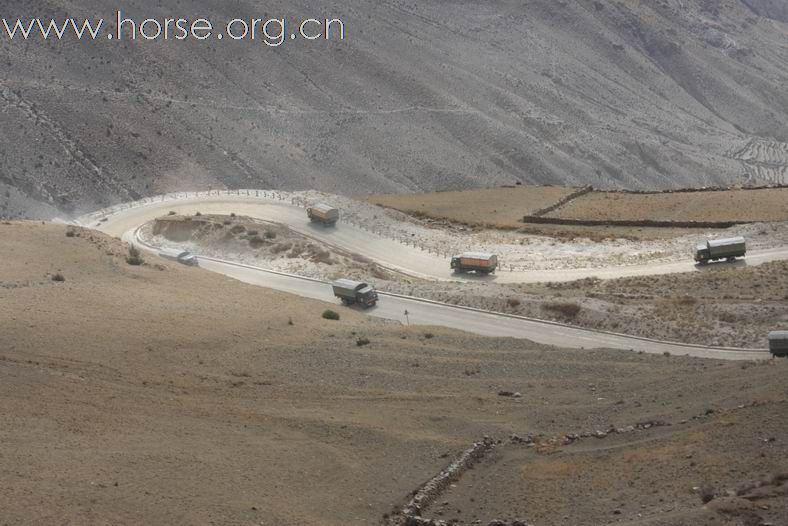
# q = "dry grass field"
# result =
<box><xmin>363</xmin><ymin>186</ymin><xmax>788</xmax><ymax>241</ymax></box>
<box><xmin>546</xmin><ymin>187</ymin><xmax>788</xmax><ymax>223</ymax></box>
<box><xmin>1</xmin><ymin>222</ymin><xmax>787</xmax><ymax>525</ymax></box>
<box><xmin>364</xmin><ymin>186</ymin><xmax>577</xmax><ymax>228</ymax></box>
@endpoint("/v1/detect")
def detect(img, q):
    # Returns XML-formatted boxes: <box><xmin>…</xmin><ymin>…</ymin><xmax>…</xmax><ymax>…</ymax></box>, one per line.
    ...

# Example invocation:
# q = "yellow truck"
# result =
<box><xmin>450</xmin><ymin>252</ymin><xmax>498</xmax><ymax>275</ymax></box>
<box><xmin>307</xmin><ymin>203</ymin><xmax>339</xmax><ymax>226</ymax></box>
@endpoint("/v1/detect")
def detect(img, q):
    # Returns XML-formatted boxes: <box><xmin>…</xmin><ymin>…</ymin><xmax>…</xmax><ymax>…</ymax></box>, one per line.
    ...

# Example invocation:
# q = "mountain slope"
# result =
<box><xmin>1</xmin><ymin>0</ymin><xmax>788</xmax><ymax>217</ymax></box>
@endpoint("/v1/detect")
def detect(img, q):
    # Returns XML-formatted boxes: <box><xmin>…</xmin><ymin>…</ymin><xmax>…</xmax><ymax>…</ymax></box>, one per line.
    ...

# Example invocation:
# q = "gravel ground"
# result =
<box><xmin>3</xmin><ymin>222</ymin><xmax>787</xmax><ymax>526</ymax></box>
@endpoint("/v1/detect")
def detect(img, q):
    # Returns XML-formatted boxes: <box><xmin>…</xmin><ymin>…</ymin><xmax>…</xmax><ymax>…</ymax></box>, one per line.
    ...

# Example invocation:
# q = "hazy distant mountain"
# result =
<box><xmin>2</xmin><ymin>0</ymin><xmax>787</xmax><ymax>217</ymax></box>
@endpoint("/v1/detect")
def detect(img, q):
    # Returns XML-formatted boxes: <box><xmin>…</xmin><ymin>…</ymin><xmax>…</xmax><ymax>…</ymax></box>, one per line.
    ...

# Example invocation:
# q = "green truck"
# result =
<box><xmin>694</xmin><ymin>237</ymin><xmax>746</xmax><ymax>264</ymax></box>
<box><xmin>331</xmin><ymin>279</ymin><xmax>379</xmax><ymax>308</ymax></box>
<box><xmin>769</xmin><ymin>331</ymin><xmax>788</xmax><ymax>358</ymax></box>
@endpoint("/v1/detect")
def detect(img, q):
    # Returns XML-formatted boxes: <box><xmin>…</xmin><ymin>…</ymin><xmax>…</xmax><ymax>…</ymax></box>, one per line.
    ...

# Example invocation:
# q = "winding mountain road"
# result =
<box><xmin>79</xmin><ymin>191</ymin><xmax>784</xmax><ymax>359</ymax></box>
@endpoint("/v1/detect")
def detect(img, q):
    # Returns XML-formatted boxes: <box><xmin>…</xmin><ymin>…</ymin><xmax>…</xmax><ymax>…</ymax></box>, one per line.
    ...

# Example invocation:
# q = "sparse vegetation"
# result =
<box><xmin>697</xmin><ymin>485</ymin><xmax>717</xmax><ymax>504</ymax></box>
<box><xmin>322</xmin><ymin>309</ymin><xmax>340</xmax><ymax>321</ymax></box>
<box><xmin>126</xmin><ymin>245</ymin><xmax>145</xmax><ymax>266</ymax></box>
<box><xmin>673</xmin><ymin>295</ymin><xmax>698</xmax><ymax>307</ymax></box>
<box><xmin>542</xmin><ymin>302</ymin><xmax>582</xmax><ymax>319</ymax></box>
<box><xmin>718</xmin><ymin>311</ymin><xmax>737</xmax><ymax>323</ymax></box>
<box><xmin>312</xmin><ymin>251</ymin><xmax>335</xmax><ymax>265</ymax></box>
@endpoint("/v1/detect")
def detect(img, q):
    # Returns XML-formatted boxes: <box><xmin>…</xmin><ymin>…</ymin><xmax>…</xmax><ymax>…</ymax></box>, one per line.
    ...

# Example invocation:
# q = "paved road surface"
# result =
<box><xmin>79</xmin><ymin>192</ymin><xmax>778</xmax><ymax>360</ymax></box>
<box><xmin>88</xmin><ymin>194</ymin><xmax>788</xmax><ymax>284</ymax></box>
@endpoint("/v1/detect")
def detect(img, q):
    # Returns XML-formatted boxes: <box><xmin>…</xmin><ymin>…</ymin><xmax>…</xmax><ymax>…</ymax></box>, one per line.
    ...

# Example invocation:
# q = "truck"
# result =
<box><xmin>157</xmin><ymin>248</ymin><xmax>199</xmax><ymax>267</ymax></box>
<box><xmin>450</xmin><ymin>252</ymin><xmax>498</xmax><ymax>275</ymax></box>
<box><xmin>307</xmin><ymin>203</ymin><xmax>339</xmax><ymax>226</ymax></box>
<box><xmin>331</xmin><ymin>279</ymin><xmax>379</xmax><ymax>308</ymax></box>
<box><xmin>768</xmin><ymin>331</ymin><xmax>788</xmax><ymax>358</ymax></box>
<box><xmin>694</xmin><ymin>237</ymin><xmax>746</xmax><ymax>264</ymax></box>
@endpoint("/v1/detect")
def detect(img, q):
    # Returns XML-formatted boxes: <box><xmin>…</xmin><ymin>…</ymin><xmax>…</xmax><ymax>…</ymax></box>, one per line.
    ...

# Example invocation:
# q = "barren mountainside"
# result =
<box><xmin>2</xmin><ymin>0</ymin><xmax>788</xmax><ymax>218</ymax></box>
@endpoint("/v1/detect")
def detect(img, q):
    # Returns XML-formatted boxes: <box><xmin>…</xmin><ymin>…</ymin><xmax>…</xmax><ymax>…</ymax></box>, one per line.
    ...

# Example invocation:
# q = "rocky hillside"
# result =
<box><xmin>2</xmin><ymin>0</ymin><xmax>788</xmax><ymax>218</ymax></box>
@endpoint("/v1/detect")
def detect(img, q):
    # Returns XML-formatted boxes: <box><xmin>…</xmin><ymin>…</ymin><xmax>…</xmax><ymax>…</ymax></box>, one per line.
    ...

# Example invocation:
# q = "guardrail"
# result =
<box><xmin>132</xmin><ymin>228</ymin><xmax>769</xmax><ymax>357</ymax></box>
<box><xmin>81</xmin><ymin>190</ymin><xmax>478</xmax><ymax>267</ymax></box>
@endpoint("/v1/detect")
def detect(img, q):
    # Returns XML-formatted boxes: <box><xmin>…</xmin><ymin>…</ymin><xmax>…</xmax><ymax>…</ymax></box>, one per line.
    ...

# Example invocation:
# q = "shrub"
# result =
<box><xmin>356</xmin><ymin>337</ymin><xmax>371</xmax><ymax>347</ymax></box>
<box><xmin>507</xmin><ymin>298</ymin><xmax>521</xmax><ymax>308</ymax></box>
<box><xmin>674</xmin><ymin>295</ymin><xmax>698</xmax><ymax>306</ymax></box>
<box><xmin>423</xmin><ymin>332</ymin><xmax>435</xmax><ymax>339</ymax></box>
<box><xmin>126</xmin><ymin>245</ymin><xmax>145</xmax><ymax>266</ymax></box>
<box><xmin>313</xmin><ymin>251</ymin><xmax>335</xmax><ymax>265</ymax></box>
<box><xmin>698</xmin><ymin>486</ymin><xmax>717</xmax><ymax>504</ymax></box>
<box><xmin>271</xmin><ymin>242</ymin><xmax>292</xmax><ymax>254</ymax></box>
<box><xmin>265</xmin><ymin>230</ymin><xmax>276</xmax><ymax>239</ymax></box>
<box><xmin>246</xmin><ymin>230</ymin><xmax>259</xmax><ymax>237</ymax></box>
<box><xmin>51</xmin><ymin>273</ymin><xmax>65</xmax><ymax>282</ymax></box>
<box><xmin>195</xmin><ymin>211</ymin><xmax>202</xmax><ymax>217</ymax></box>
<box><xmin>65</xmin><ymin>229</ymin><xmax>76</xmax><ymax>238</ymax></box>
<box><xmin>542</xmin><ymin>302</ymin><xmax>582</xmax><ymax>319</ymax></box>
<box><xmin>322</xmin><ymin>309</ymin><xmax>340</xmax><ymax>321</ymax></box>
<box><xmin>249</xmin><ymin>236</ymin><xmax>265</xmax><ymax>249</ymax></box>
<box><xmin>168</xmin><ymin>211</ymin><xmax>176</xmax><ymax>216</ymax></box>
<box><xmin>718</xmin><ymin>312</ymin><xmax>737</xmax><ymax>323</ymax></box>
<box><xmin>230</xmin><ymin>213</ymin><xmax>236</xmax><ymax>217</ymax></box>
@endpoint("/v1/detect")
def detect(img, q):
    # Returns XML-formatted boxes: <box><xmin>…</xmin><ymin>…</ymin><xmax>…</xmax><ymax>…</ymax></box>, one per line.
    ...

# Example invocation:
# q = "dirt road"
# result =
<box><xmin>83</xmin><ymin>191</ymin><xmax>788</xmax><ymax>284</ymax></box>
<box><xmin>76</xmin><ymin>191</ymin><xmax>783</xmax><ymax>359</ymax></box>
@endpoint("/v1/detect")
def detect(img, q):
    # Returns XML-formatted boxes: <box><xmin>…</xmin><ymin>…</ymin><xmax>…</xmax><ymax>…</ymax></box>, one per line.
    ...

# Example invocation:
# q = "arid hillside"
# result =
<box><xmin>2</xmin><ymin>222</ymin><xmax>787</xmax><ymax>525</ymax></box>
<box><xmin>2</xmin><ymin>0</ymin><xmax>788</xmax><ymax>218</ymax></box>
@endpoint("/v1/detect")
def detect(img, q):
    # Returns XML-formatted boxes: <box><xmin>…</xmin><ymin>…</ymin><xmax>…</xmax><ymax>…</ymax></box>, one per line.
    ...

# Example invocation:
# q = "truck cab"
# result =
<box><xmin>694</xmin><ymin>243</ymin><xmax>711</xmax><ymax>263</ymax></box>
<box><xmin>768</xmin><ymin>331</ymin><xmax>788</xmax><ymax>358</ymax></box>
